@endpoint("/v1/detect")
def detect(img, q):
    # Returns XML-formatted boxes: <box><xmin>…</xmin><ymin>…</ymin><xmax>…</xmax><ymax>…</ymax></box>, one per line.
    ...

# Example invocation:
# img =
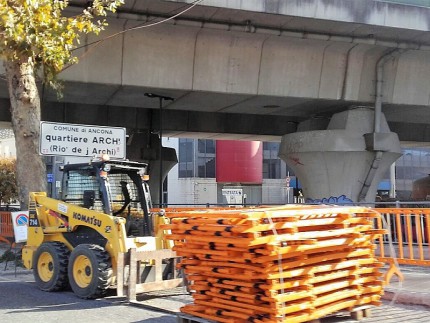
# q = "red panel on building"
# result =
<box><xmin>216</xmin><ymin>140</ymin><xmax>262</xmax><ymax>184</ymax></box>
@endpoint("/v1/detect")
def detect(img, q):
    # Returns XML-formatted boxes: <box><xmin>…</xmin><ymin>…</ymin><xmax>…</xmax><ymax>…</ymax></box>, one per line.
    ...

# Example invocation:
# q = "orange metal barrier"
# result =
<box><xmin>373</xmin><ymin>208</ymin><xmax>430</xmax><ymax>284</ymax></box>
<box><xmin>165</xmin><ymin>205</ymin><xmax>385</xmax><ymax>322</ymax></box>
<box><xmin>0</xmin><ymin>211</ymin><xmax>14</xmax><ymax>245</ymax></box>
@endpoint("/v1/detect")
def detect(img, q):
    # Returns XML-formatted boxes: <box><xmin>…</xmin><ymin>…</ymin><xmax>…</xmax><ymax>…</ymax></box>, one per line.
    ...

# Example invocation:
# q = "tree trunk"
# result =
<box><xmin>4</xmin><ymin>58</ymin><xmax>46</xmax><ymax>210</ymax></box>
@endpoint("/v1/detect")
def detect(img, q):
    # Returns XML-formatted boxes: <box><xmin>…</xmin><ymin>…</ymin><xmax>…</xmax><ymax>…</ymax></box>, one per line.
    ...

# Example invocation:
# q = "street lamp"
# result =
<box><xmin>144</xmin><ymin>92</ymin><xmax>174</xmax><ymax>207</ymax></box>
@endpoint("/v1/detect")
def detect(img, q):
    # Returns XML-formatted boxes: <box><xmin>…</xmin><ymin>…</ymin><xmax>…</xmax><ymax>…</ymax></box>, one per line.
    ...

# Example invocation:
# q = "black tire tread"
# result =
<box><xmin>87</xmin><ymin>244</ymin><xmax>111</xmax><ymax>298</ymax></box>
<box><xmin>34</xmin><ymin>241</ymin><xmax>70</xmax><ymax>292</ymax></box>
<box><xmin>68</xmin><ymin>244</ymin><xmax>112</xmax><ymax>299</ymax></box>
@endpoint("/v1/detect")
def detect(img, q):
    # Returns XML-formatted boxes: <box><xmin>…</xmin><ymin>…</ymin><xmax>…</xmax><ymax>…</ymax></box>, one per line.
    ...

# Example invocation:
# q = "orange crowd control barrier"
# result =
<box><xmin>0</xmin><ymin>211</ymin><xmax>14</xmax><ymax>245</ymax></box>
<box><xmin>164</xmin><ymin>205</ymin><xmax>385</xmax><ymax>323</ymax></box>
<box><xmin>373</xmin><ymin>208</ymin><xmax>430</xmax><ymax>284</ymax></box>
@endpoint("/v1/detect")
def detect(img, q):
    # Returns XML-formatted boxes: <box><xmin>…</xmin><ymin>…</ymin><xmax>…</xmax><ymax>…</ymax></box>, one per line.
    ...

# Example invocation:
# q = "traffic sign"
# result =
<box><xmin>12</xmin><ymin>211</ymin><xmax>29</xmax><ymax>243</ymax></box>
<box><xmin>15</xmin><ymin>213</ymin><xmax>29</xmax><ymax>226</ymax></box>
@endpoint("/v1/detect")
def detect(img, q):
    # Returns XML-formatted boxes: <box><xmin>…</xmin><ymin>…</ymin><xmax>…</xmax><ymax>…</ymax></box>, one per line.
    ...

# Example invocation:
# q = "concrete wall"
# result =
<box><xmin>166</xmin><ymin>0</ymin><xmax>430</xmax><ymax>31</ymax></box>
<box><xmin>166</xmin><ymin>177</ymin><xmax>290</xmax><ymax>206</ymax></box>
<box><xmin>53</xmin><ymin>18</ymin><xmax>430</xmax><ymax>108</ymax></box>
<box><xmin>262</xmin><ymin>179</ymin><xmax>291</xmax><ymax>204</ymax></box>
<box><xmin>168</xmin><ymin>178</ymin><xmax>218</xmax><ymax>206</ymax></box>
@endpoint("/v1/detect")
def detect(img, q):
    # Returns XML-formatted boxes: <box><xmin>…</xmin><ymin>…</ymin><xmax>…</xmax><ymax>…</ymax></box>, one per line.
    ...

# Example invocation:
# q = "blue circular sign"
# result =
<box><xmin>16</xmin><ymin>213</ymin><xmax>29</xmax><ymax>226</ymax></box>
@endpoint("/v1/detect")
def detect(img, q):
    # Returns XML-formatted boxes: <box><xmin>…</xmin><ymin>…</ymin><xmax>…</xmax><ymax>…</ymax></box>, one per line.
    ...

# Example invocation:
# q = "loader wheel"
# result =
<box><xmin>33</xmin><ymin>242</ymin><xmax>70</xmax><ymax>292</ymax></box>
<box><xmin>68</xmin><ymin>244</ymin><xmax>112</xmax><ymax>299</ymax></box>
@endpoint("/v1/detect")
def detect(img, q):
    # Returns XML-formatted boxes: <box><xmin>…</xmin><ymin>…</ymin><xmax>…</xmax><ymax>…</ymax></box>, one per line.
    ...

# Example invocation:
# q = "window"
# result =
<box><xmin>179</xmin><ymin>139</ymin><xmax>194</xmax><ymax>178</ymax></box>
<box><xmin>263</xmin><ymin>142</ymin><xmax>284</xmax><ymax>179</ymax></box>
<box><xmin>179</xmin><ymin>139</ymin><xmax>193</xmax><ymax>162</ymax></box>
<box><xmin>395</xmin><ymin>149</ymin><xmax>430</xmax><ymax>181</ymax></box>
<box><xmin>198</xmin><ymin>156</ymin><xmax>215</xmax><ymax>178</ymax></box>
<box><xmin>198</xmin><ymin>139</ymin><xmax>215</xmax><ymax>154</ymax></box>
<box><xmin>198</xmin><ymin>139</ymin><xmax>206</xmax><ymax>154</ymax></box>
<box><xmin>197</xmin><ymin>139</ymin><xmax>215</xmax><ymax>178</ymax></box>
<box><xmin>178</xmin><ymin>138</ymin><xmax>216</xmax><ymax>178</ymax></box>
<box><xmin>62</xmin><ymin>168</ymin><xmax>103</xmax><ymax>211</ymax></box>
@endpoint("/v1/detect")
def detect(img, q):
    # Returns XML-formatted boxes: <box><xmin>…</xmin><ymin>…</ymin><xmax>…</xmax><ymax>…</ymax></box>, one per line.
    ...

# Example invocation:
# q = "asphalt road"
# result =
<box><xmin>0</xmin><ymin>271</ymin><xmax>177</xmax><ymax>323</ymax></box>
<box><xmin>1</xmin><ymin>269</ymin><xmax>430</xmax><ymax>323</ymax></box>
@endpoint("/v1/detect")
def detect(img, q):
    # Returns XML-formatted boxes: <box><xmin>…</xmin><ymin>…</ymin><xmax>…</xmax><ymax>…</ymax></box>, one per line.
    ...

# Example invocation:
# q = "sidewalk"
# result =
<box><xmin>0</xmin><ymin>243</ymin><xmax>31</xmax><ymax>277</ymax></box>
<box><xmin>382</xmin><ymin>265</ymin><xmax>430</xmax><ymax>307</ymax></box>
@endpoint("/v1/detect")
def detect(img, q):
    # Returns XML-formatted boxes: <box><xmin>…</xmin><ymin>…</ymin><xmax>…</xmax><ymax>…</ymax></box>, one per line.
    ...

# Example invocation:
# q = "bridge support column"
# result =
<box><xmin>279</xmin><ymin>107</ymin><xmax>402</xmax><ymax>203</ymax></box>
<box><xmin>126</xmin><ymin>132</ymin><xmax>177</xmax><ymax>206</ymax></box>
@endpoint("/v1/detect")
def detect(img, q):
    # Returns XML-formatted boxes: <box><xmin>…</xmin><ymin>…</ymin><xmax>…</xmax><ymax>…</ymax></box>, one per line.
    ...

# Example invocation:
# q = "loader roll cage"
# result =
<box><xmin>60</xmin><ymin>160</ymin><xmax>153</xmax><ymax>236</ymax></box>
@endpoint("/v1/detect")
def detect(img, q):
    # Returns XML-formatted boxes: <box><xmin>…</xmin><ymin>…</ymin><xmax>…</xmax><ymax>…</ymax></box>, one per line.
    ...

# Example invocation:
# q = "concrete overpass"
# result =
<box><xmin>1</xmin><ymin>0</ymin><xmax>430</xmax><ymax>143</ymax></box>
<box><xmin>2</xmin><ymin>0</ymin><xmax>430</xmax><ymax>203</ymax></box>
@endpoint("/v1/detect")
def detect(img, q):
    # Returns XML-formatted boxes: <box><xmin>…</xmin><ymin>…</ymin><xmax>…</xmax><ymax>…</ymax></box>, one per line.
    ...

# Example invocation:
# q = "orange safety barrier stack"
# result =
<box><xmin>163</xmin><ymin>205</ymin><xmax>386</xmax><ymax>323</ymax></box>
<box><xmin>0</xmin><ymin>211</ymin><xmax>14</xmax><ymax>245</ymax></box>
<box><xmin>374</xmin><ymin>208</ymin><xmax>430</xmax><ymax>284</ymax></box>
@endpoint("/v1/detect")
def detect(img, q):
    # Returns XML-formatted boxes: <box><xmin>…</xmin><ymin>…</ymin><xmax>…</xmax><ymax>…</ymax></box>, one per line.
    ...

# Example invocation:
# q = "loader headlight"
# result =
<box><xmin>139</xmin><ymin>169</ymin><xmax>149</xmax><ymax>181</ymax></box>
<box><xmin>101</xmin><ymin>154</ymin><xmax>110</xmax><ymax>162</ymax></box>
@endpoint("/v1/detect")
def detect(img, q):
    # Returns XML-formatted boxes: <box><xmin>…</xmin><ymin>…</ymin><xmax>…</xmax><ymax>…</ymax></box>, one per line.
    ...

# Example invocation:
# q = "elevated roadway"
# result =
<box><xmin>1</xmin><ymin>0</ymin><xmax>430</xmax><ymax>144</ymax></box>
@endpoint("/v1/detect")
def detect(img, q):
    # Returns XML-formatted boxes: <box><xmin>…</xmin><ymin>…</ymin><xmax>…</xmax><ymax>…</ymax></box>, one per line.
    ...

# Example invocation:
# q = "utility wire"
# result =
<box><xmin>61</xmin><ymin>0</ymin><xmax>205</xmax><ymax>72</ymax></box>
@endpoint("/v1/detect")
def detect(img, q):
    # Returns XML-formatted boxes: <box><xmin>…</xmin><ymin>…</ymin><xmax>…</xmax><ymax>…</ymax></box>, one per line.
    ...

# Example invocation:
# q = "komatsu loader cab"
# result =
<box><xmin>60</xmin><ymin>159</ymin><xmax>153</xmax><ymax>236</ymax></box>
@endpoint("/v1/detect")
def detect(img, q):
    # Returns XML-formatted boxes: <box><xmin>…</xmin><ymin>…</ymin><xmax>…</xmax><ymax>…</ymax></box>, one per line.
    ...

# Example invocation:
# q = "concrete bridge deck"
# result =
<box><xmin>1</xmin><ymin>0</ymin><xmax>430</xmax><ymax>143</ymax></box>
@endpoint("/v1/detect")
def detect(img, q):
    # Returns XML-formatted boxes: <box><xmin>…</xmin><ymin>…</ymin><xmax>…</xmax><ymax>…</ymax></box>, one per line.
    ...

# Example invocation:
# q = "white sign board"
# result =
<box><xmin>11</xmin><ymin>211</ymin><xmax>29</xmax><ymax>243</ymax></box>
<box><xmin>40</xmin><ymin>122</ymin><xmax>126</xmax><ymax>159</ymax></box>
<box><xmin>222</xmin><ymin>188</ymin><xmax>243</xmax><ymax>205</ymax></box>
<box><xmin>222</xmin><ymin>189</ymin><xmax>243</xmax><ymax>196</ymax></box>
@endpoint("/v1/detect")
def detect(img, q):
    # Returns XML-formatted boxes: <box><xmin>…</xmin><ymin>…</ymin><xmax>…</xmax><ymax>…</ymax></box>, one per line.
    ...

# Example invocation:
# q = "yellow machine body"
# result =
<box><xmin>22</xmin><ymin>192</ymin><xmax>163</xmax><ymax>278</ymax></box>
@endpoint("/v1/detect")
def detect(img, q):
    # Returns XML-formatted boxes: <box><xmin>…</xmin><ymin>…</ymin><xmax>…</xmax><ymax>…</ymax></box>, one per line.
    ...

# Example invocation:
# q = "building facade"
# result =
<box><xmin>1</xmin><ymin>132</ymin><xmax>429</xmax><ymax>204</ymax></box>
<box><xmin>164</xmin><ymin>138</ymin><xmax>296</xmax><ymax>206</ymax></box>
<box><xmin>164</xmin><ymin>138</ymin><xmax>430</xmax><ymax>206</ymax></box>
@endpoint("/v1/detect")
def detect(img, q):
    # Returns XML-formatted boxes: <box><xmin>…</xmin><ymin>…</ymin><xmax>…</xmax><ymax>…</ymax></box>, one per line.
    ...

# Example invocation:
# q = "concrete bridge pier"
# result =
<box><xmin>126</xmin><ymin>132</ymin><xmax>177</xmax><ymax>206</ymax></box>
<box><xmin>278</xmin><ymin>107</ymin><xmax>402</xmax><ymax>203</ymax></box>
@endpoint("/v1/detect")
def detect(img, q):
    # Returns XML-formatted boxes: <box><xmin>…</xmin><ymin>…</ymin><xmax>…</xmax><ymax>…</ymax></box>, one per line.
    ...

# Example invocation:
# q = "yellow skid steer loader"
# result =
<box><xmin>22</xmin><ymin>157</ymin><xmax>171</xmax><ymax>299</ymax></box>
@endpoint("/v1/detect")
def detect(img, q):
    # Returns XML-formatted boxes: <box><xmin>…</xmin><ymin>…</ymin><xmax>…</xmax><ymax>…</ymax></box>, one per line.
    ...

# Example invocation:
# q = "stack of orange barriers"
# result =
<box><xmin>163</xmin><ymin>205</ymin><xmax>386</xmax><ymax>323</ymax></box>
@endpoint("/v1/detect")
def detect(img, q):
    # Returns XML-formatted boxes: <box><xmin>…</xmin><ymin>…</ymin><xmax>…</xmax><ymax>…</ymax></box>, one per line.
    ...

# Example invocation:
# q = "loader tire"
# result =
<box><xmin>68</xmin><ymin>244</ymin><xmax>112</xmax><ymax>299</ymax></box>
<box><xmin>33</xmin><ymin>242</ymin><xmax>70</xmax><ymax>292</ymax></box>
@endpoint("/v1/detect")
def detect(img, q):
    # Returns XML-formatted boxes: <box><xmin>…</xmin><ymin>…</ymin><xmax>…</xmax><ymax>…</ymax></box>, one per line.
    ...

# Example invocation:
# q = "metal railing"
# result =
<box><xmin>374</xmin><ymin>208</ymin><xmax>430</xmax><ymax>265</ymax></box>
<box><xmin>0</xmin><ymin>211</ymin><xmax>14</xmax><ymax>245</ymax></box>
<box><xmin>373</xmin><ymin>208</ymin><xmax>430</xmax><ymax>284</ymax></box>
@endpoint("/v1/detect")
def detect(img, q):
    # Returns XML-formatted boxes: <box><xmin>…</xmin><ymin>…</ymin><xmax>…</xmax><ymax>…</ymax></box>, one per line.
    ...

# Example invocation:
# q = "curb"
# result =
<box><xmin>129</xmin><ymin>300</ymin><xmax>179</xmax><ymax>316</ymax></box>
<box><xmin>382</xmin><ymin>289</ymin><xmax>430</xmax><ymax>307</ymax></box>
<box><xmin>0</xmin><ymin>269</ymin><xmax>32</xmax><ymax>276</ymax></box>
